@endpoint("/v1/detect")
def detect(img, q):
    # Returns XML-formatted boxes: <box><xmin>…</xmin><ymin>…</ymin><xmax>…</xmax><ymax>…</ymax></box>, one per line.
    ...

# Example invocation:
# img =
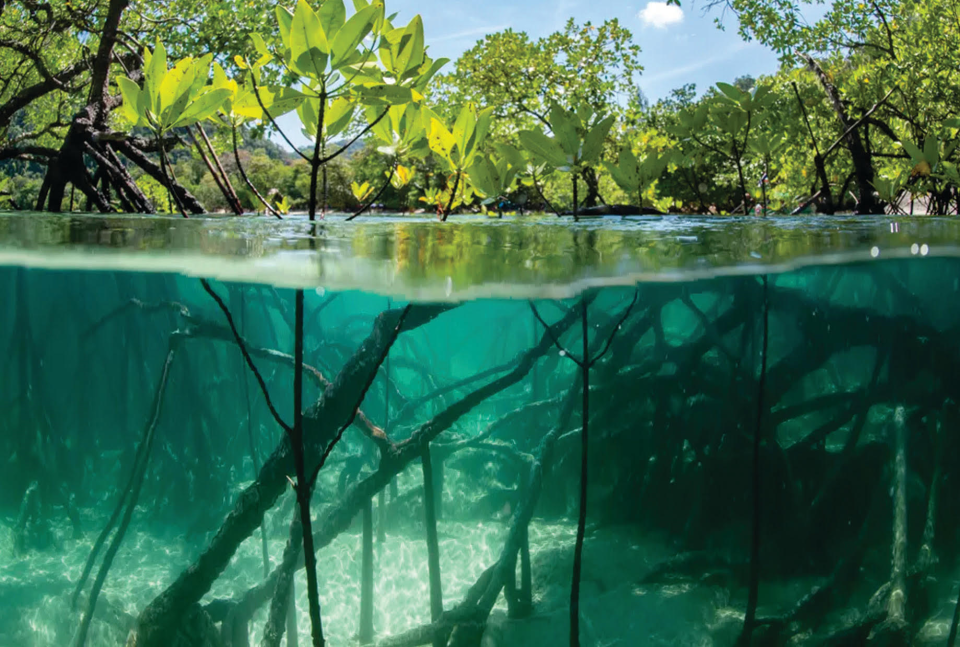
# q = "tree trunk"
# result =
<box><xmin>804</xmin><ymin>55</ymin><xmax>880</xmax><ymax>214</ymax></box>
<box><xmin>580</xmin><ymin>167</ymin><xmax>601</xmax><ymax>208</ymax></box>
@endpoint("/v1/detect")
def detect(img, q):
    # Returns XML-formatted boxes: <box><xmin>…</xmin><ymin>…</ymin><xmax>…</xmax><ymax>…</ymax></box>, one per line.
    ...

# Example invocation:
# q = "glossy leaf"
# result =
<box><xmin>331</xmin><ymin>4</ymin><xmax>378</xmax><ymax>68</ymax></box>
<box><xmin>172</xmin><ymin>88</ymin><xmax>231</xmax><ymax>127</ymax></box>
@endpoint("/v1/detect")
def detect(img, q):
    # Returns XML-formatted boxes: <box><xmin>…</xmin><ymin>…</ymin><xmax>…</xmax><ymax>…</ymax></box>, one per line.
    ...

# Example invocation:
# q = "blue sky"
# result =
<box><xmin>275</xmin><ymin>0</ymin><xmax>782</xmax><ymax>148</ymax></box>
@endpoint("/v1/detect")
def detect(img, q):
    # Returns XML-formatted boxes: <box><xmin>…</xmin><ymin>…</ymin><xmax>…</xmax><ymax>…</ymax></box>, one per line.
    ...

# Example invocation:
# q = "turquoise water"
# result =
<box><xmin>1</xmin><ymin>213</ymin><xmax>958</xmax><ymax>646</ymax></box>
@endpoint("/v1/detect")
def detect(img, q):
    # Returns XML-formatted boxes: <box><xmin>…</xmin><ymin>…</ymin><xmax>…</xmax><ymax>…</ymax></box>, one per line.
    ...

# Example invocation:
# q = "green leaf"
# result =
<box><xmin>158</xmin><ymin>57</ymin><xmax>196</xmax><ymax>118</ymax></box>
<box><xmin>392</xmin><ymin>164</ymin><xmax>413</xmax><ymax>188</ymax></box>
<box><xmin>492</xmin><ymin>142</ymin><xmax>525</xmax><ymax>170</ymax></box>
<box><xmin>474</xmin><ymin>106</ymin><xmax>494</xmax><ymax>152</ymax></box>
<box><xmin>393</xmin><ymin>15</ymin><xmax>424</xmax><ymax>76</ymax></box>
<box><xmin>618</xmin><ymin>146</ymin><xmax>639</xmax><ymax>179</ymax></box>
<box><xmin>269</xmin><ymin>86</ymin><xmax>308</xmax><ymax>116</ymax></box>
<box><xmin>378</xmin><ymin>26</ymin><xmax>404</xmax><ymax>71</ymax></box>
<box><xmin>603</xmin><ymin>160</ymin><xmax>632</xmax><ymax>194</ymax></box>
<box><xmin>291</xmin><ymin>0</ymin><xmax>329</xmax><ymax>78</ymax></box>
<box><xmin>716</xmin><ymin>81</ymin><xmax>743</xmax><ymax>104</ymax></box>
<box><xmin>428</xmin><ymin>117</ymin><xmax>457</xmax><ymax>162</ymax></box>
<box><xmin>752</xmin><ymin>84</ymin><xmax>771</xmax><ymax>106</ymax></box>
<box><xmin>351</xmin><ymin>180</ymin><xmax>374</xmax><ymax>201</ymax></box>
<box><xmin>941</xmin><ymin>162</ymin><xmax>960</xmax><ymax>186</ymax></box>
<box><xmin>190</xmin><ymin>54</ymin><xmax>214</xmax><ymax>97</ymax></box>
<box><xmin>413</xmin><ymin>57</ymin><xmax>449</xmax><ymax>92</ymax></box>
<box><xmin>144</xmin><ymin>40</ymin><xmax>168</xmax><ymax>116</ymax></box>
<box><xmin>172</xmin><ymin>88</ymin><xmax>231</xmax><ymax>128</ymax></box>
<box><xmin>117</xmin><ymin>77</ymin><xmax>144</xmax><ymax>125</ymax></box>
<box><xmin>318</xmin><ymin>0</ymin><xmax>346</xmax><ymax>39</ymax></box>
<box><xmin>453</xmin><ymin>104</ymin><xmax>477</xmax><ymax>157</ymax></box>
<box><xmin>298</xmin><ymin>97</ymin><xmax>321</xmax><ymax>137</ymax></box>
<box><xmin>468</xmin><ymin>155</ymin><xmax>499</xmax><ymax>197</ymax></box>
<box><xmin>355</xmin><ymin>83</ymin><xmax>413</xmax><ymax>105</ymax></box>
<box><xmin>549</xmin><ymin>103</ymin><xmax>580</xmax><ymax>157</ymax></box>
<box><xmin>518</xmin><ymin>130</ymin><xmax>568</xmax><ymax>168</ymax></box>
<box><xmin>901</xmin><ymin>140</ymin><xmax>924</xmax><ymax>163</ymax></box>
<box><xmin>581</xmin><ymin>114</ymin><xmax>614</xmax><ymax>163</ymax></box>
<box><xmin>325</xmin><ymin>96</ymin><xmax>356</xmax><ymax>138</ymax></box>
<box><xmin>369</xmin><ymin>105</ymin><xmax>394</xmax><ymax>143</ymax></box>
<box><xmin>331</xmin><ymin>4</ymin><xmax>377</xmax><ymax>68</ymax></box>
<box><xmin>923</xmin><ymin>135</ymin><xmax>939</xmax><ymax>167</ymax></box>
<box><xmin>277</xmin><ymin>7</ymin><xmax>295</xmax><ymax>50</ymax></box>
<box><xmin>250</xmin><ymin>33</ymin><xmax>269</xmax><ymax>57</ymax></box>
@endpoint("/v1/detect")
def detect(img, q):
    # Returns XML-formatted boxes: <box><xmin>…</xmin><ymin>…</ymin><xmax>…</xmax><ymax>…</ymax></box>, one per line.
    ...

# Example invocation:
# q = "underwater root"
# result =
<box><xmin>60</xmin><ymin>270</ymin><xmax>959</xmax><ymax>647</ymax></box>
<box><xmin>73</xmin><ymin>341</ymin><xmax>178</xmax><ymax>647</ymax></box>
<box><xmin>128</xmin><ymin>301</ymin><xmax>577</xmax><ymax>646</ymax></box>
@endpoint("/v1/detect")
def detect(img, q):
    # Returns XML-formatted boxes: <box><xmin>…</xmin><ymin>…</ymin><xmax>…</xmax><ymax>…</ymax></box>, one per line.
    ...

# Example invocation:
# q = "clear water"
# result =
<box><xmin>1</xmin><ymin>212</ymin><xmax>958</xmax><ymax>647</ymax></box>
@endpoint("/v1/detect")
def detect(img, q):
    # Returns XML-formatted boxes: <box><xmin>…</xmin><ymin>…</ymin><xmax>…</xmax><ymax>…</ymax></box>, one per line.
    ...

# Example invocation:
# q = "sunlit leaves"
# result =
<box><xmin>351</xmin><ymin>180</ymin><xmax>374</xmax><ymax>201</ymax></box>
<box><xmin>118</xmin><ymin>41</ymin><xmax>229</xmax><ymax>133</ymax></box>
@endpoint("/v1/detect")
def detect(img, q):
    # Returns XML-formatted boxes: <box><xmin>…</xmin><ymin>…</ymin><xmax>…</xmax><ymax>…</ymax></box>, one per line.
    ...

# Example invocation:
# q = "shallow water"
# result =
<box><xmin>1</xmin><ymin>213</ymin><xmax>959</xmax><ymax>646</ymax></box>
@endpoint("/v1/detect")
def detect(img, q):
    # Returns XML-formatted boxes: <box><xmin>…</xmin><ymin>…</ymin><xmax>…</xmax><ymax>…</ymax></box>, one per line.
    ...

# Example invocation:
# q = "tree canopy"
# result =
<box><xmin>0</xmin><ymin>0</ymin><xmax>958</xmax><ymax>217</ymax></box>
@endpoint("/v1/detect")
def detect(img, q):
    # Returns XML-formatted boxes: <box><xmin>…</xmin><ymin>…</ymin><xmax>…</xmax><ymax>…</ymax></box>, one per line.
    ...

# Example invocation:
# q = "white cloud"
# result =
<box><xmin>639</xmin><ymin>2</ymin><xmax>684</xmax><ymax>29</ymax></box>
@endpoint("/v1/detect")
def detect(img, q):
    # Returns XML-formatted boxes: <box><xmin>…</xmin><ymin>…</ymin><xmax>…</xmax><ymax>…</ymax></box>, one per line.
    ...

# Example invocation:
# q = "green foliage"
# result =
<box><xmin>603</xmin><ymin>147</ymin><xmax>672</xmax><ymax>207</ymax></box>
<box><xmin>4</xmin><ymin>0</ymin><xmax>960</xmax><ymax>217</ymax></box>
<box><xmin>468</xmin><ymin>143</ymin><xmax>525</xmax><ymax>205</ymax></box>
<box><xmin>351</xmin><ymin>180</ymin><xmax>375</xmax><ymax>202</ymax></box>
<box><xmin>118</xmin><ymin>42</ymin><xmax>229</xmax><ymax>134</ymax></box>
<box><xmin>433</xmin><ymin>19</ymin><xmax>641</xmax><ymax>136</ymax></box>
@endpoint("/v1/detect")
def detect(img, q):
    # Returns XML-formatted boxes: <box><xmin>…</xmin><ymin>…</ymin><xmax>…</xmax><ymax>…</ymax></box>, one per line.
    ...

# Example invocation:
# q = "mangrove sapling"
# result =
<box><xmin>603</xmin><ymin>145</ymin><xmax>670</xmax><ymax>212</ymax></box>
<box><xmin>519</xmin><ymin>102</ymin><xmax>614</xmax><ymax>221</ymax></box>
<box><xmin>529</xmin><ymin>288</ymin><xmax>639</xmax><ymax>647</ymax></box>
<box><xmin>350</xmin><ymin>103</ymin><xmax>429</xmax><ymax>221</ymax></box>
<box><xmin>423</xmin><ymin>103</ymin><xmax>494</xmax><ymax>221</ymax></box>
<box><xmin>348</xmin><ymin>166</ymin><xmax>394</xmax><ymax>220</ymax></box>
<box><xmin>467</xmin><ymin>143</ymin><xmax>525</xmax><ymax>216</ymax></box>
<box><xmin>116</xmin><ymin>41</ymin><xmax>232</xmax><ymax>217</ymax></box>
<box><xmin>242</xmin><ymin>0</ymin><xmax>447</xmax><ymax>221</ymax></box>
